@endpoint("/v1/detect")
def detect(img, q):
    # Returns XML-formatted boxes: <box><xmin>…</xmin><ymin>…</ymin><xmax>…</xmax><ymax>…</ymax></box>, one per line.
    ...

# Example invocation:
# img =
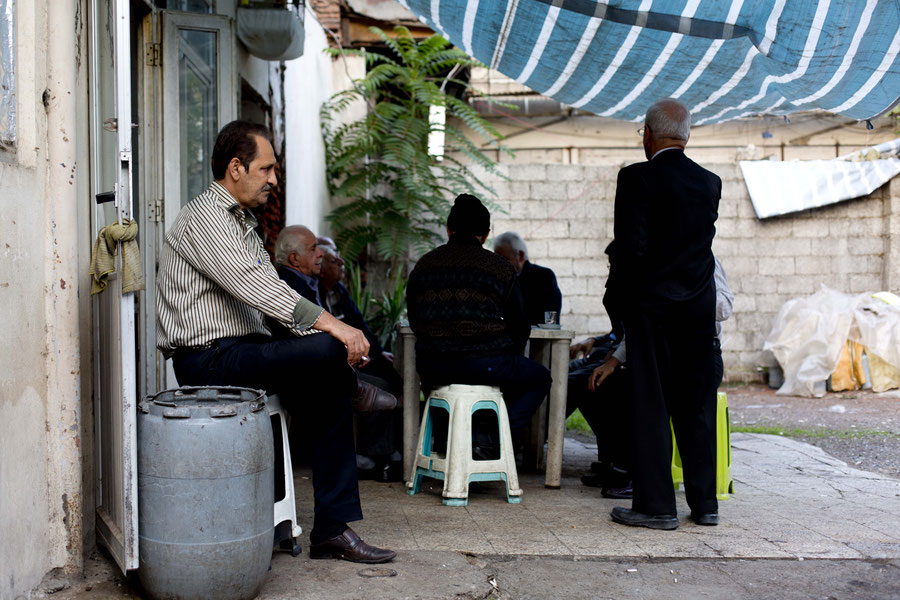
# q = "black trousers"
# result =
<box><xmin>626</xmin><ymin>295</ymin><xmax>718</xmax><ymax>517</ymax></box>
<box><xmin>172</xmin><ymin>333</ymin><xmax>363</xmax><ymax>542</ymax></box>
<box><xmin>566</xmin><ymin>358</ymin><xmax>634</xmax><ymax>472</ymax></box>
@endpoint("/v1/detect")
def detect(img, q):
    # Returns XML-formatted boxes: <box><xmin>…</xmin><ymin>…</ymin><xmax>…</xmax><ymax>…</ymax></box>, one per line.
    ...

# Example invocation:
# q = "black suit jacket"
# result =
<box><xmin>278</xmin><ymin>267</ymin><xmax>321</xmax><ymax>306</ymax></box>
<box><xmin>609</xmin><ymin>148</ymin><xmax>719</xmax><ymax>318</ymax></box>
<box><xmin>278</xmin><ymin>267</ymin><xmax>384</xmax><ymax>355</ymax></box>
<box><xmin>518</xmin><ymin>260</ymin><xmax>562</xmax><ymax>325</ymax></box>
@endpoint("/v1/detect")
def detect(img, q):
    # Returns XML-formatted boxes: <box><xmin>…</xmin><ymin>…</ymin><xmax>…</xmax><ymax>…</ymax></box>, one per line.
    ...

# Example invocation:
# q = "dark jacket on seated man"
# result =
<box><xmin>278</xmin><ymin>264</ymin><xmax>322</xmax><ymax>306</ymax></box>
<box><xmin>518</xmin><ymin>260</ymin><xmax>562</xmax><ymax>325</ymax></box>
<box><xmin>408</xmin><ymin>235</ymin><xmax>530</xmax><ymax>360</ymax></box>
<box><xmin>280</xmin><ymin>267</ymin><xmax>384</xmax><ymax>357</ymax></box>
<box><xmin>407</xmin><ymin>194</ymin><xmax>550</xmax><ymax>444</ymax></box>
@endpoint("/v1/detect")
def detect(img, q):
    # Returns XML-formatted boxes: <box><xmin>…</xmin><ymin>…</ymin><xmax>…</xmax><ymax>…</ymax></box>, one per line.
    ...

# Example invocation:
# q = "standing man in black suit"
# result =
<box><xmin>607</xmin><ymin>99</ymin><xmax>720</xmax><ymax>530</ymax></box>
<box><xmin>493</xmin><ymin>231</ymin><xmax>562</xmax><ymax>325</ymax></box>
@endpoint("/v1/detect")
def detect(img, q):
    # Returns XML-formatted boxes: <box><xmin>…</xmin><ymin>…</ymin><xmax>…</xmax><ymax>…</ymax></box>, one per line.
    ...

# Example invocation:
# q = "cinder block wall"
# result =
<box><xmin>482</xmin><ymin>163</ymin><xmax>899</xmax><ymax>382</ymax></box>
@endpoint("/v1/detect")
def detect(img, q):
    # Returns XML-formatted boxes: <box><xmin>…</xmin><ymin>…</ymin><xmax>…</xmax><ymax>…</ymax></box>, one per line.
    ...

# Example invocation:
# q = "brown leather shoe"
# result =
<box><xmin>353</xmin><ymin>380</ymin><xmax>398</xmax><ymax>412</ymax></box>
<box><xmin>309</xmin><ymin>528</ymin><xmax>397</xmax><ymax>563</ymax></box>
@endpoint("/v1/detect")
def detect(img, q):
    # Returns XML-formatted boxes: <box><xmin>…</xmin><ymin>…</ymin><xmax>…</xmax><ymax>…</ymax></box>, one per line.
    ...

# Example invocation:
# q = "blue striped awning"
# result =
<box><xmin>396</xmin><ymin>0</ymin><xmax>900</xmax><ymax>125</ymax></box>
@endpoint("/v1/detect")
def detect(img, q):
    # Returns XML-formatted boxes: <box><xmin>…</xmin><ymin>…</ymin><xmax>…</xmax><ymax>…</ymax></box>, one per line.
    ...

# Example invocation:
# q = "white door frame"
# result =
<box><xmin>90</xmin><ymin>0</ymin><xmax>139</xmax><ymax>574</ymax></box>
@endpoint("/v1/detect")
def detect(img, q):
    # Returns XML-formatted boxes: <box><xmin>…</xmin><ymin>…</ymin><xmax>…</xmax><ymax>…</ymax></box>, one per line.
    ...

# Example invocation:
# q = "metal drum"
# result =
<box><xmin>137</xmin><ymin>386</ymin><xmax>274</xmax><ymax>600</ymax></box>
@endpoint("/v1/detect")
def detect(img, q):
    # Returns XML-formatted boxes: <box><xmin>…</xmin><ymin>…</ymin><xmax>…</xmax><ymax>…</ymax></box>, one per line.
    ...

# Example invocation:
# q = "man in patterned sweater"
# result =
<box><xmin>407</xmin><ymin>194</ymin><xmax>551</xmax><ymax>456</ymax></box>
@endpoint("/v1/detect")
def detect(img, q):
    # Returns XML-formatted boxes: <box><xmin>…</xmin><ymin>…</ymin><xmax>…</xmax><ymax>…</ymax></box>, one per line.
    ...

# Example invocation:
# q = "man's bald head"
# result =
<box><xmin>643</xmin><ymin>99</ymin><xmax>690</xmax><ymax>159</ymax></box>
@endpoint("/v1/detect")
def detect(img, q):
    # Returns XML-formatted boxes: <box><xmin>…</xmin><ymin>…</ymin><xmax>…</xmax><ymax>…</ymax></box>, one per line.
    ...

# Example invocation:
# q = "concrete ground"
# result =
<box><xmin>42</xmin><ymin>430</ymin><xmax>900</xmax><ymax>599</ymax></box>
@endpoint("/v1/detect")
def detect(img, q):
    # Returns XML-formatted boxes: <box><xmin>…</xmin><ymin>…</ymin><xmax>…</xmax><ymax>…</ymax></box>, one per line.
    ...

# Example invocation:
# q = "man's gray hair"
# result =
<box><xmin>274</xmin><ymin>225</ymin><xmax>311</xmax><ymax>266</ymax></box>
<box><xmin>645</xmin><ymin>99</ymin><xmax>691</xmax><ymax>142</ymax></box>
<box><xmin>493</xmin><ymin>231</ymin><xmax>528</xmax><ymax>260</ymax></box>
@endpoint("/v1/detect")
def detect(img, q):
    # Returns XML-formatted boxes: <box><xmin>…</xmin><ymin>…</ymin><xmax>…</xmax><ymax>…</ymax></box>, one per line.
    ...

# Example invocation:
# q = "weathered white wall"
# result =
<box><xmin>284</xmin><ymin>11</ymin><xmax>334</xmax><ymax>234</ymax></box>
<box><xmin>481</xmin><ymin>161</ymin><xmax>899</xmax><ymax>382</ymax></box>
<box><xmin>0</xmin><ymin>1</ymin><xmax>85</xmax><ymax>597</ymax></box>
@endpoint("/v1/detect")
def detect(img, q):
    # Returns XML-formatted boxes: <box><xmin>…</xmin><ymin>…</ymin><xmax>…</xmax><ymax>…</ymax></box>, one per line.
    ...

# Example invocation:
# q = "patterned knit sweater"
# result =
<box><xmin>407</xmin><ymin>235</ymin><xmax>530</xmax><ymax>359</ymax></box>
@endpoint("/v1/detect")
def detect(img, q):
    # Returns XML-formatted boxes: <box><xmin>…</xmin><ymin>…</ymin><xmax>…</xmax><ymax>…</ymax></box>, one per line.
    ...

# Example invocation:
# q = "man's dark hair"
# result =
<box><xmin>447</xmin><ymin>193</ymin><xmax>490</xmax><ymax>237</ymax></box>
<box><xmin>211</xmin><ymin>120</ymin><xmax>271</xmax><ymax>180</ymax></box>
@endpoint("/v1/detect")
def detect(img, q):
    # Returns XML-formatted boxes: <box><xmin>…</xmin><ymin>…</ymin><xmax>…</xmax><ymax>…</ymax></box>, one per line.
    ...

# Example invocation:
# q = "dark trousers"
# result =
<box><xmin>417</xmin><ymin>353</ymin><xmax>551</xmax><ymax>442</ymax></box>
<box><xmin>172</xmin><ymin>333</ymin><xmax>363</xmax><ymax>542</ymax></box>
<box><xmin>626</xmin><ymin>295</ymin><xmax>718</xmax><ymax>517</ymax></box>
<box><xmin>567</xmin><ymin>359</ymin><xmax>634</xmax><ymax>472</ymax></box>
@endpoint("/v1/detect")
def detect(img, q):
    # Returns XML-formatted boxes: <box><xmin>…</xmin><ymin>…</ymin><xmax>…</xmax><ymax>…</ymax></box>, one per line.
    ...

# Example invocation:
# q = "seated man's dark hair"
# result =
<box><xmin>447</xmin><ymin>193</ymin><xmax>490</xmax><ymax>237</ymax></box>
<box><xmin>211</xmin><ymin>120</ymin><xmax>272</xmax><ymax>180</ymax></box>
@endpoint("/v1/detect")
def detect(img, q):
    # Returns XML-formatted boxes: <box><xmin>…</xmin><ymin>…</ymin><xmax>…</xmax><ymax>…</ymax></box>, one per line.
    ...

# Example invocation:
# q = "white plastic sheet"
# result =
<box><xmin>764</xmin><ymin>286</ymin><xmax>900</xmax><ymax>397</ymax></box>
<box><xmin>764</xmin><ymin>287</ymin><xmax>858</xmax><ymax>397</ymax></box>
<box><xmin>739</xmin><ymin>157</ymin><xmax>900</xmax><ymax>219</ymax></box>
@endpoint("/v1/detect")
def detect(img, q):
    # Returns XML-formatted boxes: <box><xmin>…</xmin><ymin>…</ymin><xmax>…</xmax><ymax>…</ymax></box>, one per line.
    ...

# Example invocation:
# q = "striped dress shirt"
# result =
<box><xmin>156</xmin><ymin>182</ymin><xmax>324</xmax><ymax>356</ymax></box>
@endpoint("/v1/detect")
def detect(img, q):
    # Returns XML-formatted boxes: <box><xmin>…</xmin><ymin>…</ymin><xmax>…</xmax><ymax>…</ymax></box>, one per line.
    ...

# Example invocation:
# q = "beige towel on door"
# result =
<box><xmin>90</xmin><ymin>218</ymin><xmax>145</xmax><ymax>295</ymax></box>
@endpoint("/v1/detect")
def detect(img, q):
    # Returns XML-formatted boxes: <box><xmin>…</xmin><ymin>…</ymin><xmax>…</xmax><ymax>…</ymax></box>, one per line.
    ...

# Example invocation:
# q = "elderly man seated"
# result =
<box><xmin>568</xmin><ymin>254</ymin><xmax>734</xmax><ymax>501</ymax></box>
<box><xmin>407</xmin><ymin>194</ymin><xmax>551</xmax><ymax>457</ymax></box>
<box><xmin>316</xmin><ymin>237</ymin><xmax>401</xmax><ymax>399</ymax></box>
<box><xmin>493</xmin><ymin>231</ymin><xmax>562</xmax><ymax>326</ymax></box>
<box><xmin>273</xmin><ymin>226</ymin><xmax>402</xmax><ymax>482</ymax></box>
<box><xmin>567</xmin><ymin>322</ymin><xmax>634</xmax><ymax>498</ymax></box>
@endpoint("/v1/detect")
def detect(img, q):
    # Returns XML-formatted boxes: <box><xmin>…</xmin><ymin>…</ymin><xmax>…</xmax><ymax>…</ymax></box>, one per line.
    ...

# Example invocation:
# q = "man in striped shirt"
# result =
<box><xmin>156</xmin><ymin>120</ymin><xmax>396</xmax><ymax>564</ymax></box>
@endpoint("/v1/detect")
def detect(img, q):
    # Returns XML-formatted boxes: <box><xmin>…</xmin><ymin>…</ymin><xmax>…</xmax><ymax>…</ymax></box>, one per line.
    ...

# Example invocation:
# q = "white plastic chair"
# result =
<box><xmin>267</xmin><ymin>394</ymin><xmax>302</xmax><ymax>555</ymax></box>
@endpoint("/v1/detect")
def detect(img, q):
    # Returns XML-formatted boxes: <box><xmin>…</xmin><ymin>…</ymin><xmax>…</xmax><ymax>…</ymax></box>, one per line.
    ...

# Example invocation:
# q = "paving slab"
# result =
<box><xmin>36</xmin><ymin>433</ymin><xmax>900</xmax><ymax>599</ymax></box>
<box><xmin>323</xmin><ymin>433</ymin><xmax>900</xmax><ymax>561</ymax></box>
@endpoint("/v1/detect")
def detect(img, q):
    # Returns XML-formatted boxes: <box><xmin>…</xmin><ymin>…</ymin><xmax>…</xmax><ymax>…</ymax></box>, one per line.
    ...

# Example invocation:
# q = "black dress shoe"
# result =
<box><xmin>610</xmin><ymin>506</ymin><xmax>678</xmax><ymax>530</ymax></box>
<box><xmin>309</xmin><ymin>528</ymin><xmax>397</xmax><ymax>563</ymax></box>
<box><xmin>691</xmin><ymin>512</ymin><xmax>719</xmax><ymax>526</ymax></box>
<box><xmin>357</xmin><ymin>465</ymin><xmax>379</xmax><ymax>481</ymax></box>
<box><xmin>590</xmin><ymin>461</ymin><xmax>607</xmax><ymax>473</ymax></box>
<box><xmin>601</xmin><ymin>482</ymin><xmax>633</xmax><ymax>499</ymax></box>
<box><xmin>580</xmin><ymin>472</ymin><xmax>606</xmax><ymax>488</ymax></box>
<box><xmin>379</xmin><ymin>460</ymin><xmax>404</xmax><ymax>483</ymax></box>
<box><xmin>581</xmin><ymin>466</ymin><xmax>630</xmax><ymax>489</ymax></box>
<box><xmin>472</xmin><ymin>444</ymin><xmax>500</xmax><ymax>461</ymax></box>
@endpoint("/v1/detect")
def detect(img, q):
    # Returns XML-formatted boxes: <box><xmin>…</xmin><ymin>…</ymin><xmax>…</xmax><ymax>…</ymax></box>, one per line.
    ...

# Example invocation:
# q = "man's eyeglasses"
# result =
<box><xmin>637</xmin><ymin>126</ymin><xmax>646</xmax><ymax>136</ymax></box>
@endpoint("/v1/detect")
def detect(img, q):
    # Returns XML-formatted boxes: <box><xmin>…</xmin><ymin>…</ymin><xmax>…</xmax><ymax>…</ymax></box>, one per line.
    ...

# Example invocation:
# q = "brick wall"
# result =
<box><xmin>481</xmin><ymin>163</ymin><xmax>899</xmax><ymax>382</ymax></box>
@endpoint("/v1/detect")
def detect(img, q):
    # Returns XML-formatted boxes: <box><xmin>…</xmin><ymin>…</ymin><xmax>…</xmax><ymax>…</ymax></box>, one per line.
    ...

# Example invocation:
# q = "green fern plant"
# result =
<box><xmin>368</xmin><ymin>270</ymin><xmax>408</xmax><ymax>352</ymax></box>
<box><xmin>321</xmin><ymin>26</ymin><xmax>509</xmax><ymax>277</ymax></box>
<box><xmin>344</xmin><ymin>261</ymin><xmax>371</xmax><ymax>320</ymax></box>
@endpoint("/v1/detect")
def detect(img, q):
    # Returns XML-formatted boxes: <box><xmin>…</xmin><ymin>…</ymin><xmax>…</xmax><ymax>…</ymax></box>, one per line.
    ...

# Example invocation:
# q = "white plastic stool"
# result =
<box><xmin>267</xmin><ymin>394</ymin><xmax>302</xmax><ymax>554</ymax></box>
<box><xmin>407</xmin><ymin>384</ymin><xmax>523</xmax><ymax>506</ymax></box>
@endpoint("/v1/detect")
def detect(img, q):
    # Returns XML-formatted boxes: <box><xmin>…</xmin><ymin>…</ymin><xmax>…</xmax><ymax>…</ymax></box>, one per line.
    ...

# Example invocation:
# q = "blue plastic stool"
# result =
<box><xmin>407</xmin><ymin>384</ymin><xmax>523</xmax><ymax>506</ymax></box>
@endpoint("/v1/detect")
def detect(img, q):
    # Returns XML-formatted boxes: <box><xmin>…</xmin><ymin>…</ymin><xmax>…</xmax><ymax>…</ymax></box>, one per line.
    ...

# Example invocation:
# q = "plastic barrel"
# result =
<box><xmin>137</xmin><ymin>386</ymin><xmax>274</xmax><ymax>600</ymax></box>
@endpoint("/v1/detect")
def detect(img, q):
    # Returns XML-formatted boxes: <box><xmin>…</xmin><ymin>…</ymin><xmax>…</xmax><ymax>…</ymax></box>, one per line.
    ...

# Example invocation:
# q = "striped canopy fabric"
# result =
<box><xmin>396</xmin><ymin>0</ymin><xmax>900</xmax><ymax>125</ymax></box>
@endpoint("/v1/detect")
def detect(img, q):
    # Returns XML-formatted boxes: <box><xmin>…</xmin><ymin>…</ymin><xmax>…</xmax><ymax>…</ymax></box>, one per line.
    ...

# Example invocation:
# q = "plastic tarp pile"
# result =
<box><xmin>764</xmin><ymin>286</ymin><xmax>900</xmax><ymax>396</ymax></box>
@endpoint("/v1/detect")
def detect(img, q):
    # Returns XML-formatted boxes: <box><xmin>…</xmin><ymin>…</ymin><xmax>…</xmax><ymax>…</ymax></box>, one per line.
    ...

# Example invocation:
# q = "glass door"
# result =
<box><xmin>161</xmin><ymin>11</ymin><xmax>234</xmax><ymax>231</ymax></box>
